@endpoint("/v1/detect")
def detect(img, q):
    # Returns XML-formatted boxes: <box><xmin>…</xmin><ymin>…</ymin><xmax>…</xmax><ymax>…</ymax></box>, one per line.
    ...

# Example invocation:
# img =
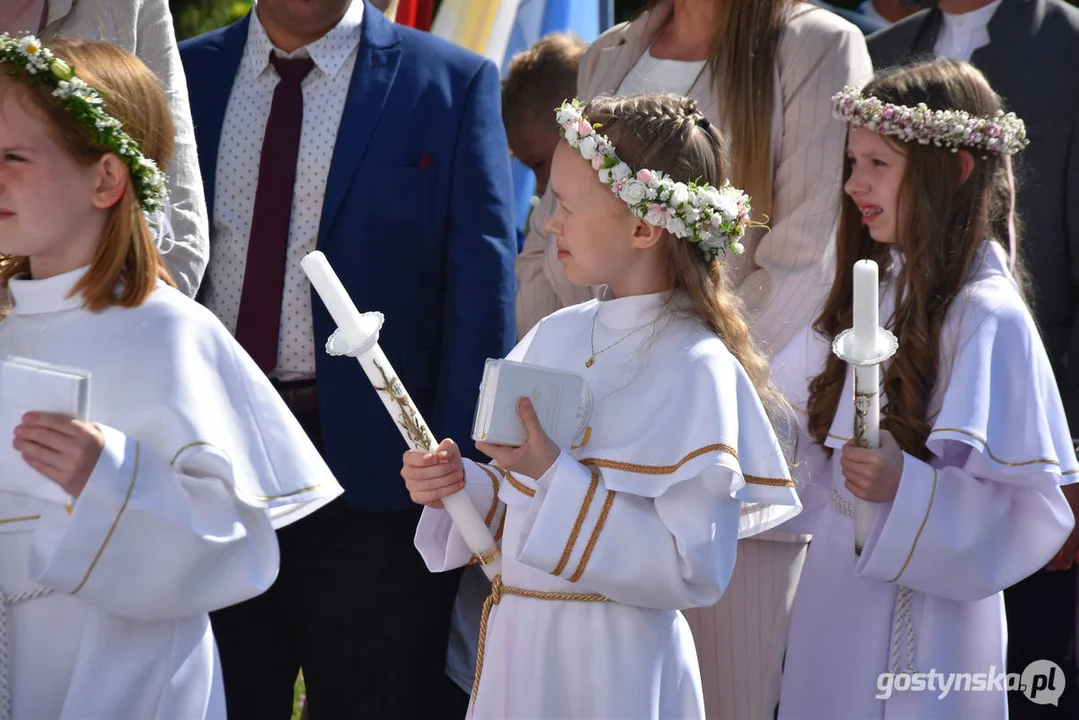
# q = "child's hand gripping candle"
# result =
<box><xmin>301</xmin><ymin>251</ymin><xmax>502</xmax><ymax>579</ymax></box>
<box><xmin>841</xmin><ymin>258</ymin><xmax>897</xmax><ymax>555</ymax></box>
<box><xmin>778</xmin><ymin>60</ymin><xmax>1076</xmax><ymax>720</ymax></box>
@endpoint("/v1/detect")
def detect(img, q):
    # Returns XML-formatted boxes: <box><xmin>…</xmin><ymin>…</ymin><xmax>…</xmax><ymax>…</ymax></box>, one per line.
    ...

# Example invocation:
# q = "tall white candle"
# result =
<box><xmin>850</xmin><ymin>259</ymin><xmax>881</xmax><ymax>554</ymax></box>
<box><xmin>852</xmin><ymin>259</ymin><xmax>879</xmax><ymax>361</ymax></box>
<box><xmin>301</xmin><ymin>252</ymin><xmax>503</xmax><ymax>579</ymax></box>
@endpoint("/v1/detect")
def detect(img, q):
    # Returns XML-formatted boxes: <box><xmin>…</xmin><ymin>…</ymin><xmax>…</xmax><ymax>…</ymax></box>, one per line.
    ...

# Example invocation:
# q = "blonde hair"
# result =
<box><xmin>580</xmin><ymin>94</ymin><xmax>788</xmax><ymax>427</ymax></box>
<box><xmin>0</xmin><ymin>37</ymin><xmax>175</xmax><ymax>312</ymax></box>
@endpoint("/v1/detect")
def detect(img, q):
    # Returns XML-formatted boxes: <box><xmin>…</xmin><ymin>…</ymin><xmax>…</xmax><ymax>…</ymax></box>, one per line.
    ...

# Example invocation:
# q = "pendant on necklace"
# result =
<box><xmin>585</xmin><ymin>357</ymin><xmax>594</xmax><ymax>368</ymax></box>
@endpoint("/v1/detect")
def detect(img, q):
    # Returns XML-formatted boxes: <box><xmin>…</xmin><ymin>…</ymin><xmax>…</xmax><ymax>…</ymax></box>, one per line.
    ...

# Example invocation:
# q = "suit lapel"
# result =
<box><xmin>317</xmin><ymin>10</ymin><xmax>402</xmax><ymax>249</ymax></box>
<box><xmin>909</xmin><ymin>9</ymin><xmax>943</xmax><ymax>57</ymax></box>
<box><xmin>971</xmin><ymin>0</ymin><xmax>1037</xmax><ymax>80</ymax></box>
<box><xmin>200</xmin><ymin>16</ymin><xmax>250</xmax><ymax>223</ymax></box>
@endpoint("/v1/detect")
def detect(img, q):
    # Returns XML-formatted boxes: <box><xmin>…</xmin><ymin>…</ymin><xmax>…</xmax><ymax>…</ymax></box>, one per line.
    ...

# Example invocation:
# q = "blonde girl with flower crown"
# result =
<box><xmin>0</xmin><ymin>36</ymin><xmax>341</xmax><ymax>719</ymax></box>
<box><xmin>774</xmin><ymin>58</ymin><xmax>1076</xmax><ymax>720</ymax></box>
<box><xmin>402</xmin><ymin>93</ymin><xmax>802</xmax><ymax>719</ymax></box>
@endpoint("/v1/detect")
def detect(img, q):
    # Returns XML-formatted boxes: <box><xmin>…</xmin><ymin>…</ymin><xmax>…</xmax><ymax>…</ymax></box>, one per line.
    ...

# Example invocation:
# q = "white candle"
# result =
<box><xmin>301</xmin><ymin>251</ymin><xmax>503</xmax><ymax>579</ymax></box>
<box><xmin>852</xmin><ymin>259</ymin><xmax>879</xmax><ymax>361</ymax></box>
<box><xmin>300</xmin><ymin>252</ymin><xmax>369</xmax><ymax>351</ymax></box>
<box><xmin>850</xmin><ymin>259</ymin><xmax>882</xmax><ymax>555</ymax></box>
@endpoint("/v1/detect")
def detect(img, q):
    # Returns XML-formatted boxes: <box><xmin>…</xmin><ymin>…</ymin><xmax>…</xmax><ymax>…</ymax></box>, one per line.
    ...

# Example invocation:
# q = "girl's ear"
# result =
<box><xmin>90</xmin><ymin>154</ymin><xmax>129</xmax><ymax>210</ymax></box>
<box><xmin>956</xmin><ymin>149</ymin><xmax>975</xmax><ymax>187</ymax></box>
<box><xmin>630</xmin><ymin>216</ymin><xmax>665</xmax><ymax>250</ymax></box>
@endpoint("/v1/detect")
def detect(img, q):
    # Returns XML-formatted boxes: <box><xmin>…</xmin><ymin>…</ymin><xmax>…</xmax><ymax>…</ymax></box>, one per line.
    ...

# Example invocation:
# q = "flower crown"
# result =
<box><xmin>0</xmin><ymin>34</ymin><xmax>168</xmax><ymax>214</ymax></box>
<box><xmin>831</xmin><ymin>86</ymin><xmax>1028</xmax><ymax>157</ymax></box>
<box><xmin>555</xmin><ymin>99</ymin><xmax>755</xmax><ymax>262</ymax></box>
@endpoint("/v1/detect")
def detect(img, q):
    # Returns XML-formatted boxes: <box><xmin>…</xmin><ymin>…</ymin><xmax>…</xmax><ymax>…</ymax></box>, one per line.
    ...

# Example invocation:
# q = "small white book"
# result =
<box><xmin>472</xmin><ymin>359</ymin><xmax>591</xmax><ymax>449</ymax></box>
<box><xmin>0</xmin><ymin>356</ymin><xmax>91</xmax><ymax>502</ymax></box>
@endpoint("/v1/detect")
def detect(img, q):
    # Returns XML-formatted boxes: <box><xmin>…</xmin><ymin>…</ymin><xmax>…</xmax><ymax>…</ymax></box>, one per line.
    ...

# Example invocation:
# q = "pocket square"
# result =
<box><xmin>418</xmin><ymin>152</ymin><xmax>433</xmax><ymax>168</ymax></box>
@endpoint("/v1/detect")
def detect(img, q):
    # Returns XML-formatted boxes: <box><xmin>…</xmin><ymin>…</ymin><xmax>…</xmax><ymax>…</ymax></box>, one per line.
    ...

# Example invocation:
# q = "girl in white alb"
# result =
<box><xmin>0</xmin><ymin>36</ymin><xmax>340</xmax><ymax>719</ymax></box>
<box><xmin>775</xmin><ymin>58</ymin><xmax>1076</xmax><ymax>720</ymax></box>
<box><xmin>403</xmin><ymin>93</ymin><xmax>803</xmax><ymax>719</ymax></box>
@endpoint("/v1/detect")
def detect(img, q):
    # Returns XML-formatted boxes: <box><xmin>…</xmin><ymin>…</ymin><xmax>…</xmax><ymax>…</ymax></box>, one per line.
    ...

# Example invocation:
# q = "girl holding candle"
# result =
<box><xmin>402</xmin><ymin>94</ymin><xmax>803</xmax><ymax>719</ymax></box>
<box><xmin>774</xmin><ymin>58</ymin><xmax>1077</xmax><ymax>719</ymax></box>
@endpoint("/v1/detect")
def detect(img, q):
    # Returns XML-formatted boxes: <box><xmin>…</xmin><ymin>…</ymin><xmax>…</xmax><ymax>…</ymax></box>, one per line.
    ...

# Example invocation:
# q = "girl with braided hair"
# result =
<box><xmin>403</xmin><ymin>93</ymin><xmax>802</xmax><ymax>719</ymax></box>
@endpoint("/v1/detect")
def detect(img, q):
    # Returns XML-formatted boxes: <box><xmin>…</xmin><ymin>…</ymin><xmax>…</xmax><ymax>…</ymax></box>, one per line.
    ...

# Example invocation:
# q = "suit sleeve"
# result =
<box><xmin>136</xmin><ymin>0</ymin><xmax>210</xmax><ymax>297</ymax></box>
<box><xmin>436</xmin><ymin>59</ymin><xmax>518</xmax><ymax>460</ymax></box>
<box><xmin>738</xmin><ymin>20</ymin><xmax>873</xmax><ymax>353</ymax></box>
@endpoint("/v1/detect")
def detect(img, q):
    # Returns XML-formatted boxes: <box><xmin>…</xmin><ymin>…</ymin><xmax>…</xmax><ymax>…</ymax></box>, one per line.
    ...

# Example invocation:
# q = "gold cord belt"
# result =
<box><xmin>471</xmin><ymin>574</ymin><xmax>610</xmax><ymax>708</ymax></box>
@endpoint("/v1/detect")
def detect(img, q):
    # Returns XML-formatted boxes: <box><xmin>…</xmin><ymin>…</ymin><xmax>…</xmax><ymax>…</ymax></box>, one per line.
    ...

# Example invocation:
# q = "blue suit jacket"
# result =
<box><xmin>180</xmin><ymin>3</ymin><xmax>517</xmax><ymax>512</ymax></box>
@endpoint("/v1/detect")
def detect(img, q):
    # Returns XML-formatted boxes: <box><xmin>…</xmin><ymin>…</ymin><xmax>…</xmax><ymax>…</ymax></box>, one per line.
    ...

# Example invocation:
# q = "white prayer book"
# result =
<box><xmin>0</xmin><ymin>356</ymin><xmax>91</xmax><ymax>501</ymax></box>
<box><xmin>471</xmin><ymin>359</ymin><xmax>591</xmax><ymax>449</ymax></box>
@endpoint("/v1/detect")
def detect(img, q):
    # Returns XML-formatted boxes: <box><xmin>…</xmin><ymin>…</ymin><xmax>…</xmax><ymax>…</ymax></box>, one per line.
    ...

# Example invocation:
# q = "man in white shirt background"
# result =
<box><xmin>869</xmin><ymin>2</ymin><xmax>1079</xmax><ymax>717</ymax></box>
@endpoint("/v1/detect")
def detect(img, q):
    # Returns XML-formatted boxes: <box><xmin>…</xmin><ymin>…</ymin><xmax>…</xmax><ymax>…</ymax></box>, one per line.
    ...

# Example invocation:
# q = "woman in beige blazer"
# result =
<box><xmin>0</xmin><ymin>0</ymin><xmax>208</xmax><ymax>297</ymax></box>
<box><xmin>514</xmin><ymin>2</ymin><xmax>871</xmax><ymax>718</ymax></box>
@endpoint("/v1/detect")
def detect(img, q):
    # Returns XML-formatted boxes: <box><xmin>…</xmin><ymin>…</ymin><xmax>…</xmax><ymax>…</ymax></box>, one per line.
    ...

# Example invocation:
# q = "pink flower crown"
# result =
<box><xmin>831</xmin><ymin>86</ymin><xmax>1029</xmax><ymax>157</ymax></box>
<box><xmin>555</xmin><ymin>99</ymin><xmax>757</xmax><ymax>262</ymax></box>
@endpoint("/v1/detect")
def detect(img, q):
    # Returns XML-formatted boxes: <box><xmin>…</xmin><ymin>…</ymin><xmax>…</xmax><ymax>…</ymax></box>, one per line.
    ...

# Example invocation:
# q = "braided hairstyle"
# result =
<box><xmin>580</xmin><ymin>94</ymin><xmax>788</xmax><ymax>433</ymax></box>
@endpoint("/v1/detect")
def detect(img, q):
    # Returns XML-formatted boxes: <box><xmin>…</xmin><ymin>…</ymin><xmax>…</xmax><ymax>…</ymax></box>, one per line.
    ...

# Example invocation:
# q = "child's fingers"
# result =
<box><xmin>407</xmin><ymin>474</ymin><xmax>465</xmax><ymax>505</ymax></box>
<box><xmin>14</xmin><ymin>424</ymin><xmax>71</xmax><ymax>453</ymax></box>
<box><xmin>403</xmin><ymin>462</ymin><xmax>463</xmax><ymax>483</ymax></box>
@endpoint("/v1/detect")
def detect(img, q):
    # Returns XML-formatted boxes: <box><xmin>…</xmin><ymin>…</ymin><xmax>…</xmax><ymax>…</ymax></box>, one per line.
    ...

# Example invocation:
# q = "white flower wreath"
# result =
<box><xmin>556</xmin><ymin>99</ymin><xmax>759</xmax><ymax>262</ymax></box>
<box><xmin>831</xmin><ymin>86</ymin><xmax>1029</xmax><ymax>157</ymax></box>
<box><xmin>0</xmin><ymin>34</ymin><xmax>168</xmax><ymax>215</ymax></box>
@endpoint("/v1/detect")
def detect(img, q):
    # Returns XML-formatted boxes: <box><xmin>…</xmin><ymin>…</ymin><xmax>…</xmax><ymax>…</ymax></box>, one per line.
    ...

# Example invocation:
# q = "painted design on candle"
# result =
<box><xmin>854</xmin><ymin>383</ymin><xmax>872</xmax><ymax>449</ymax></box>
<box><xmin>373</xmin><ymin>359</ymin><xmax>433</xmax><ymax>449</ymax></box>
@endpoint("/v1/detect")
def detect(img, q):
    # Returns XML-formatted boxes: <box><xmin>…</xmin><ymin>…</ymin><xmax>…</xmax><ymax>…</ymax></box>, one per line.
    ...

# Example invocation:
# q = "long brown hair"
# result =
<box><xmin>806</xmin><ymin>59</ymin><xmax>1026</xmax><ymax>458</ymax></box>
<box><xmin>581</xmin><ymin>94</ymin><xmax>786</xmax><ymax>426</ymax></box>
<box><xmin>645</xmin><ymin>0</ymin><xmax>791</xmax><ymax>219</ymax></box>
<box><xmin>0</xmin><ymin>37</ymin><xmax>175</xmax><ymax>311</ymax></box>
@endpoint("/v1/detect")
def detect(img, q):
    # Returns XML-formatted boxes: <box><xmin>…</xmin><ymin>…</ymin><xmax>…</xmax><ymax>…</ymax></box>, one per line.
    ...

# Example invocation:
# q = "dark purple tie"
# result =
<box><xmin>234</xmin><ymin>54</ymin><xmax>316</xmax><ymax>372</ymax></box>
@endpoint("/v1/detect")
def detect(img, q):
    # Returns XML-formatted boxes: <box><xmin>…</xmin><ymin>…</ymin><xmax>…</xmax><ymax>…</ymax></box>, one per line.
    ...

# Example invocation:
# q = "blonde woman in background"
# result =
<box><xmin>514</xmin><ymin>1</ymin><xmax>871</xmax><ymax>718</ymax></box>
<box><xmin>0</xmin><ymin>0</ymin><xmax>209</xmax><ymax>297</ymax></box>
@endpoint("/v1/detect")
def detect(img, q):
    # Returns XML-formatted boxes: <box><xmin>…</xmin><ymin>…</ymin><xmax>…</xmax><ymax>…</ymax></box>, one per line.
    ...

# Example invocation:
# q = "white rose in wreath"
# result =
<box><xmin>670</xmin><ymin>182</ymin><xmax>690</xmax><ymax>207</ymax></box>
<box><xmin>612</xmin><ymin>162</ymin><xmax>632</xmax><ymax>181</ymax></box>
<box><xmin>618</xmin><ymin>179</ymin><xmax>649</xmax><ymax>205</ymax></box>
<box><xmin>578</xmin><ymin>136</ymin><xmax>598</xmax><ymax>160</ymax></box>
<box><xmin>666</xmin><ymin>217</ymin><xmax>689</xmax><ymax>238</ymax></box>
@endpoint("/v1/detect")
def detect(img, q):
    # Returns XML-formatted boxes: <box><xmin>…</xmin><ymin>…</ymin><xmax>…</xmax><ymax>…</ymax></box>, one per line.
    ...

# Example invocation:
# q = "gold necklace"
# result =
<box><xmin>585</xmin><ymin>310</ymin><xmax>654</xmax><ymax>368</ymax></box>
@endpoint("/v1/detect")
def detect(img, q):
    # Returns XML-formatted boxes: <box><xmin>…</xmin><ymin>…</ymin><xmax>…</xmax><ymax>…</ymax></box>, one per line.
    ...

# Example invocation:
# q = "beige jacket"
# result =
<box><xmin>515</xmin><ymin>1</ymin><xmax>872</xmax><ymax>354</ymax></box>
<box><xmin>46</xmin><ymin>0</ymin><xmax>209</xmax><ymax>297</ymax></box>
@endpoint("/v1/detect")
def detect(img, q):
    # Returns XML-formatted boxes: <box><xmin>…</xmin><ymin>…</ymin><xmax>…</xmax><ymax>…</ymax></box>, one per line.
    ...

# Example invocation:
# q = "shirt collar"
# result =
<box><xmin>8</xmin><ymin>266</ymin><xmax>88</xmax><ymax>315</ymax></box>
<box><xmin>243</xmin><ymin>0</ymin><xmax>364</xmax><ymax>81</ymax></box>
<box><xmin>940</xmin><ymin>0</ymin><xmax>1003</xmax><ymax>30</ymax></box>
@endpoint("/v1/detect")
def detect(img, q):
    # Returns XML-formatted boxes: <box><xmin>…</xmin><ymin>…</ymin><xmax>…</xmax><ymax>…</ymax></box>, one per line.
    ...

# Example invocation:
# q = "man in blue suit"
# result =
<box><xmin>180</xmin><ymin>1</ymin><xmax>516</xmax><ymax>717</ymax></box>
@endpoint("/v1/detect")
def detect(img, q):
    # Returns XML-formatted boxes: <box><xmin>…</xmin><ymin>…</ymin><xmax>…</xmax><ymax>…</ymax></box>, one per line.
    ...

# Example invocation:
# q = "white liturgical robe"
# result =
<box><xmin>415</xmin><ymin>291</ymin><xmax>802</xmax><ymax>719</ymax></box>
<box><xmin>774</xmin><ymin>241</ymin><xmax>1076</xmax><ymax>720</ymax></box>
<box><xmin>0</xmin><ymin>268</ymin><xmax>342</xmax><ymax>719</ymax></box>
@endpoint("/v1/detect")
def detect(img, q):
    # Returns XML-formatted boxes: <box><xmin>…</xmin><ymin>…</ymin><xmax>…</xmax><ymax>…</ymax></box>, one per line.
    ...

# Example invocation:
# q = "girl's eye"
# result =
<box><xmin>4</xmin><ymin>153</ymin><xmax>26</xmax><ymax>162</ymax></box>
<box><xmin>872</xmin><ymin>159</ymin><xmax>887</xmax><ymax>167</ymax></box>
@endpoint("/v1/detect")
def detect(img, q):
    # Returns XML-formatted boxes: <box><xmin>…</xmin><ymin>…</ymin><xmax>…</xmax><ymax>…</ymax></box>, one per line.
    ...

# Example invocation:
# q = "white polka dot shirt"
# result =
<box><xmin>205</xmin><ymin>1</ymin><xmax>364</xmax><ymax>380</ymax></box>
